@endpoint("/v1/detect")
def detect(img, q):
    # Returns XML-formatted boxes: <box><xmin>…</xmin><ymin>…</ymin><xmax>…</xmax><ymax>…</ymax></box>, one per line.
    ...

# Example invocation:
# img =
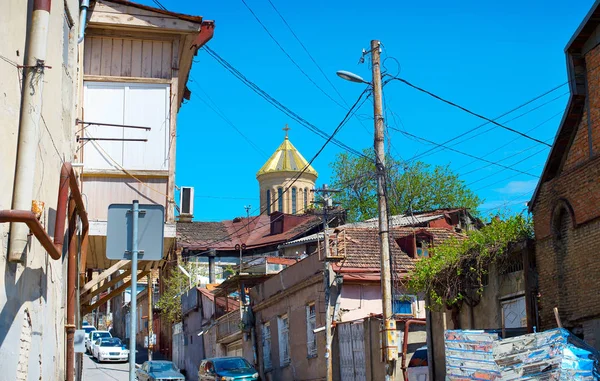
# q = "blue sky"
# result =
<box><xmin>139</xmin><ymin>0</ymin><xmax>593</xmax><ymax>221</ymax></box>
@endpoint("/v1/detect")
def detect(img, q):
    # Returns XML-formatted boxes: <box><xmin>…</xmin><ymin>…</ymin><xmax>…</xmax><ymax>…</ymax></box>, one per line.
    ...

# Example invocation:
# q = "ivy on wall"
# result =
<box><xmin>408</xmin><ymin>214</ymin><xmax>533</xmax><ymax>308</ymax></box>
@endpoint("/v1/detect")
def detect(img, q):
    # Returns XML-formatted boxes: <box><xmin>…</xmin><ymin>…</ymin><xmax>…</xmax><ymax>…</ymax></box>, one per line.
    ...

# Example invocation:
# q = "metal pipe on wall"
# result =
<box><xmin>401</xmin><ymin>319</ymin><xmax>426</xmax><ymax>381</ymax></box>
<box><xmin>9</xmin><ymin>0</ymin><xmax>52</xmax><ymax>262</ymax></box>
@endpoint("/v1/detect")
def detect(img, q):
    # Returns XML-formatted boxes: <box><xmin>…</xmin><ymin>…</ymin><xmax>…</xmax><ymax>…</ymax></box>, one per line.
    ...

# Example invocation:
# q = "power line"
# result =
<box><xmin>152</xmin><ymin>0</ymin><xmax>168</xmax><ymax>11</ymax></box>
<box><xmin>388</xmin><ymin>126</ymin><xmax>539</xmax><ymax>178</ymax></box>
<box><xmin>203</xmin><ymin>45</ymin><xmax>369</xmax><ymax>159</ymax></box>
<box><xmin>471</xmin><ymin>149</ymin><xmax>548</xmax><ymax>190</ymax></box>
<box><xmin>456</xmin><ymin>110</ymin><xmax>563</xmax><ymax>173</ymax></box>
<box><xmin>188</xmin><ymin>77</ymin><xmax>268</xmax><ymax>157</ymax></box>
<box><xmin>170</xmin><ymin>89</ymin><xmax>369</xmax><ymax>261</ymax></box>
<box><xmin>265</xmin><ymin>0</ymin><xmax>348</xmax><ymax>106</ymax></box>
<box><xmin>389</xmin><ymin>76</ymin><xmax>553</xmax><ymax>148</ymax></box>
<box><xmin>407</xmin><ymin>90</ymin><xmax>567</xmax><ymax>162</ymax></box>
<box><xmin>240</xmin><ymin>0</ymin><xmax>346</xmax><ymax>109</ymax></box>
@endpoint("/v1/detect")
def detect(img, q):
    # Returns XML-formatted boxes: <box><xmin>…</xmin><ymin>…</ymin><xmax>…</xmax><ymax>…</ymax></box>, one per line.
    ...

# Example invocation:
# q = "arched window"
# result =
<box><xmin>291</xmin><ymin>188</ymin><xmax>297</xmax><ymax>214</ymax></box>
<box><xmin>278</xmin><ymin>187</ymin><xmax>283</xmax><ymax>212</ymax></box>
<box><xmin>266</xmin><ymin>189</ymin><xmax>271</xmax><ymax>214</ymax></box>
<box><xmin>304</xmin><ymin>188</ymin><xmax>308</xmax><ymax>211</ymax></box>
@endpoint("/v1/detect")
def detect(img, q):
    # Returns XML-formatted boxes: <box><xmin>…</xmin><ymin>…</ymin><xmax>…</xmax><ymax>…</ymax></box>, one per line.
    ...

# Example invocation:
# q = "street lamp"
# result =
<box><xmin>337</xmin><ymin>40</ymin><xmax>398</xmax><ymax>380</ymax></box>
<box><xmin>336</xmin><ymin>70</ymin><xmax>371</xmax><ymax>85</ymax></box>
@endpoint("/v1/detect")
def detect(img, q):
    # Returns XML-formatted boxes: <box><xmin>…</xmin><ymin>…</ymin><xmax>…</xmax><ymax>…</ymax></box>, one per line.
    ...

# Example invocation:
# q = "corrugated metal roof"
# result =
<box><xmin>280</xmin><ymin>214</ymin><xmax>445</xmax><ymax>247</ymax></box>
<box><xmin>256</xmin><ymin>137</ymin><xmax>317</xmax><ymax>177</ymax></box>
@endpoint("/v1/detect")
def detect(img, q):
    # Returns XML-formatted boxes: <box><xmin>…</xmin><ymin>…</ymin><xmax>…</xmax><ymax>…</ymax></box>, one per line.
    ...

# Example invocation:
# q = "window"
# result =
<box><xmin>393</xmin><ymin>295</ymin><xmax>416</xmax><ymax>315</ymax></box>
<box><xmin>83</xmin><ymin>82</ymin><xmax>171</xmax><ymax>171</ymax></box>
<box><xmin>292</xmin><ymin>188</ymin><xmax>297</xmax><ymax>214</ymax></box>
<box><xmin>278</xmin><ymin>188</ymin><xmax>284</xmax><ymax>212</ymax></box>
<box><xmin>278</xmin><ymin>315</ymin><xmax>290</xmax><ymax>366</ymax></box>
<box><xmin>262</xmin><ymin>323</ymin><xmax>272</xmax><ymax>370</ymax></box>
<box><xmin>304</xmin><ymin>188</ymin><xmax>308</xmax><ymax>211</ymax></box>
<box><xmin>266</xmin><ymin>190</ymin><xmax>271</xmax><ymax>214</ymax></box>
<box><xmin>416</xmin><ymin>237</ymin><xmax>431</xmax><ymax>258</ymax></box>
<box><xmin>306</xmin><ymin>304</ymin><xmax>317</xmax><ymax>357</ymax></box>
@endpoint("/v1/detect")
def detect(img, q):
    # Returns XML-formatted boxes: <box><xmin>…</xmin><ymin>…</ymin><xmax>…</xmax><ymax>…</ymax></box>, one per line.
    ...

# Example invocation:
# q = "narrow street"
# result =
<box><xmin>82</xmin><ymin>354</ymin><xmax>129</xmax><ymax>381</ymax></box>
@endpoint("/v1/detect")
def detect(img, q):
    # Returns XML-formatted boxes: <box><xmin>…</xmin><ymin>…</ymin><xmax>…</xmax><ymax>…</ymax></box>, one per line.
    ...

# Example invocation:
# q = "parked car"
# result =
<box><xmin>198</xmin><ymin>357</ymin><xmax>259</xmax><ymax>381</ymax></box>
<box><xmin>92</xmin><ymin>337</ymin><xmax>129</xmax><ymax>362</ymax></box>
<box><xmin>86</xmin><ymin>330</ymin><xmax>111</xmax><ymax>354</ymax></box>
<box><xmin>406</xmin><ymin>345</ymin><xmax>429</xmax><ymax>381</ymax></box>
<box><xmin>82</xmin><ymin>325</ymin><xmax>96</xmax><ymax>352</ymax></box>
<box><xmin>136</xmin><ymin>360</ymin><xmax>185</xmax><ymax>381</ymax></box>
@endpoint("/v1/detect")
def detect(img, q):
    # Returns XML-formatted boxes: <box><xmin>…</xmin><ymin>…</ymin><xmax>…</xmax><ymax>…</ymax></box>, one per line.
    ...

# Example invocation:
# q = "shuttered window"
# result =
<box><xmin>278</xmin><ymin>315</ymin><xmax>290</xmax><ymax>366</ymax></box>
<box><xmin>262</xmin><ymin>323</ymin><xmax>272</xmax><ymax>370</ymax></box>
<box><xmin>306</xmin><ymin>303</ymin><xmax>317</xmax><ymax>357</ymax></box>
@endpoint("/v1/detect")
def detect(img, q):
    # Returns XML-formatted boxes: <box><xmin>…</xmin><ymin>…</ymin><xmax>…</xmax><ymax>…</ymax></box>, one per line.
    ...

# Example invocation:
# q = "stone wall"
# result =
<box><xmin>0</xmin><ymin>1</ymin><xmax>81</xmax><ymax>380</ymax></box>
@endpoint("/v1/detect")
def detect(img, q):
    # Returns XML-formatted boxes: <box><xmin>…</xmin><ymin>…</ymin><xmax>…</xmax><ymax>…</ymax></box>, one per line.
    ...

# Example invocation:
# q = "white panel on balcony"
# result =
<box><xmin>83</xmin><ymin>82</ymin><xmax>170</xmax><ymax>171</ymax></box>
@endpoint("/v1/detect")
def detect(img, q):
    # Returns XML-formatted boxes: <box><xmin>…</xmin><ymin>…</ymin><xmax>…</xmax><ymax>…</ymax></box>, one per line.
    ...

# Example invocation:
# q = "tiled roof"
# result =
<box><xmin>177</xmin><ymin>213</ymin><xmax>321</xmax><ymax>251</ymax></box>
<box><xmin>328</xmin><ymin>227</ymin><xmax>464</xmax><ymax>273</ymax></box>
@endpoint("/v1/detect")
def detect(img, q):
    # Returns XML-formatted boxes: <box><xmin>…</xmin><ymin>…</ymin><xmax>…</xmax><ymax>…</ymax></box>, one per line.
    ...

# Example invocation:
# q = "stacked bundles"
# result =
<box><xmin>445</xmin><ymin>328</ymin><xmax>600</xmax><ymax>380</ymax></box>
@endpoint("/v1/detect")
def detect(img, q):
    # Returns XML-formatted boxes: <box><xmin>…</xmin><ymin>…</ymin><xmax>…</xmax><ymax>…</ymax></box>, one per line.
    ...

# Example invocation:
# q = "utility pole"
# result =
<box><xmin>371</xmin><ymin>39</ymin><xmax>397</xmax><ymax>379</ymax></box>
<box><xmin>313</xmin><ymin>184</ymin><xmax>340</xmax><ymax>381</ymax></box>
<box><xmin>147</xmin><ymin>273</ymin><xmax>153</xmax><ymax>361</ymax></box>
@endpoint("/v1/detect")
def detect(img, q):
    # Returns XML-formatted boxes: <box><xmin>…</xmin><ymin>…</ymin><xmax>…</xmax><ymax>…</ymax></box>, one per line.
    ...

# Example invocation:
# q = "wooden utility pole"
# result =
<box><xmin>147</xmin><ymin>273</ymin><xmax>153</xmax><ymax>361</ymax></box>
<box><xmin>313</xmin><ymin>185</ymin><xmax>340</xmax><ymax>381</ymax></box>
<box><xmin>371</xmin><ymin>39</ymin><xmax>397</xmax><ymax>379</ymax></box>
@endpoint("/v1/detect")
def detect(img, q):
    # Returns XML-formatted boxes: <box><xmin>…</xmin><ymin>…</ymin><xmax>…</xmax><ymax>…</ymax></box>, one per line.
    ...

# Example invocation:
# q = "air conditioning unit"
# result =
<box><xmin>180</xmin><ymin>186</ymin><xmax>194</xmax><ymax>218</ymax></box>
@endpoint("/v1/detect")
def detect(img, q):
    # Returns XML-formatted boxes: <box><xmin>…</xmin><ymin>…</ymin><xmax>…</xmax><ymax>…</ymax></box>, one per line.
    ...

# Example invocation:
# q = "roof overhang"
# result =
<box><xmin>212</xmin><ymin>273</ymin><xmax>274</xmax><ymax>297</ymax></box>
<box><xmin>529</xmin><ymin>2</ymin><xmax>599</xmax><ymax>211</ymax></box>
<box><xmin>87</xmin><ymin>0</ymin><xmax>215</xmax><ymax>106</ymax></box>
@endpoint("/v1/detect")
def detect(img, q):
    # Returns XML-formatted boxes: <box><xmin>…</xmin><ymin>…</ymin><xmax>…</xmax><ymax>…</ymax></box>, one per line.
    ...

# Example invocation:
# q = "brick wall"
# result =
<box><xmin>532</xmin><ymin>43</ymin><xmax>600</xmax><ymax>341</ymax></box>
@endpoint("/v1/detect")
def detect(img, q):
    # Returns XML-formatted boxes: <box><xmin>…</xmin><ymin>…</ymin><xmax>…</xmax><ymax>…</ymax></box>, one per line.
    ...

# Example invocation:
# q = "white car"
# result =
<box><xmin>87</xmin><ymin>330</ymin><xmax>112</xmax><ymax>354</ymax></box>
<box><xmin>82</xmin><ymin>325</ymin><xmax>96</xmax><ymax>353</ymax></box>
<box><xmin>92</xmin><ymin>337</ymin><xmax>129</xmax><ymax>362</ymax></box>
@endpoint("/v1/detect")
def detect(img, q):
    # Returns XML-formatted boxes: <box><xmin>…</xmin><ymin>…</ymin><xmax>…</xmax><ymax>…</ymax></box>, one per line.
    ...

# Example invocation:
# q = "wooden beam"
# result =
<box><xmin>81</xmin><ymin>260</ymin><xmax>128</xmax><ymax>294</ymax></box>
<box><xmin>83</xmin><ymin>75</ymin><xmax>172</xmax><ymax>84</ymax></box>
<box><xmin>81</xmin><ymin>268</ymin><xmax>132</xmax><ymax>304</ymax></box>
<box><xmin>89</xmin><ymin>2</ymin><xmax>201</xmax><ymax>33</ymax></box>
<box><xmin>82</xmin><ymin>270</ymin><xmax>150</xmax><ymax>316</ymax></box>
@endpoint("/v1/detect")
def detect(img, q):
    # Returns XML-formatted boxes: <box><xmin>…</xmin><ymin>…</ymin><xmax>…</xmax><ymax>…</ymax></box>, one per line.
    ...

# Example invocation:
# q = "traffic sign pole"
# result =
<box><xmin>129</xmin><ymin>200</ymin><xmax>139</xmax><ymax>381</ymax></box>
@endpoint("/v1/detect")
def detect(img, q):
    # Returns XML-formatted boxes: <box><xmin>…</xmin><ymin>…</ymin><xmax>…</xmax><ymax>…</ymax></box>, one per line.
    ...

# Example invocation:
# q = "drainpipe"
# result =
<box><xmin>8</xmin><ymin>0</ymin><xmax>52</xmax><ymax>262</ymax></box>
<box><xmin>77</xmin><ymin>0</ymin><xmax>89</xmax><ymax>43</ymax></box>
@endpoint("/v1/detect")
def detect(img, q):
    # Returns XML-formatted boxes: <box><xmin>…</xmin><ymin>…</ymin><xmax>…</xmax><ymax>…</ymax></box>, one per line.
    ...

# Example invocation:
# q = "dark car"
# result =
<box><xmin>136</xmin><ymin>360</ymin><xmax>185</xmax><ymax>381</ymax></box>
<box><xmin>198</xmin><ymin>357</ymin><xmax>259</xmax><ymax>381</ymax></box>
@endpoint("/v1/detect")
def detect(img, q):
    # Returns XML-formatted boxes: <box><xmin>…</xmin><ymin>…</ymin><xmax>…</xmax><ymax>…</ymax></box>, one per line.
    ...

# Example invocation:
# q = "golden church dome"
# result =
<box><xmin>256</xmin><ymin>134</ymin><xmax>318</xmax><ymax>178</ymax></box>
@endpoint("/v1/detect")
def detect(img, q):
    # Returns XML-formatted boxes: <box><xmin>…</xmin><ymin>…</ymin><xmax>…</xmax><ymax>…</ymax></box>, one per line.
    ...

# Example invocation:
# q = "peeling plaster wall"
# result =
<box><xmin>0</xmin><ymin>0</ymin><xmax>80</xmax><ymax>380</ymax></box>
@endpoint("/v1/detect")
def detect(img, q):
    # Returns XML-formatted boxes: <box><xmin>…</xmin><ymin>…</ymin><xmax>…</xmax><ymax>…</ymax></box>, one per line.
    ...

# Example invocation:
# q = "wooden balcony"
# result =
<box><xmin>216</xmin><ymin>308</ymin><xmax>242</xmax><ymax>343</ymax></box>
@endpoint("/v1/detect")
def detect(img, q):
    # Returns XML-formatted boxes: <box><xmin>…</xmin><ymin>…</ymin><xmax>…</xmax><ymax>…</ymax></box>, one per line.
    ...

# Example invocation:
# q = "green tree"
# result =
<box><xmin>330</xmin><ymin>149</ymin><xmax>482</xmax><ymax>222</ymax></box>
<box><xmin>155</xmin><ymin>262</ymin><xmax>205</xmax><ymax>324</ymax></box>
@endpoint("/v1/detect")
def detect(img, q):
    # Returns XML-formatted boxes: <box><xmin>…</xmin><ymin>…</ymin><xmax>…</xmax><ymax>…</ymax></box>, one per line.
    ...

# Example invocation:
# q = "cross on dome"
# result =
<box><xmin>283</xmin><ymin>124</ymin><xmax>290</xmax><ymax>139</ymax></box>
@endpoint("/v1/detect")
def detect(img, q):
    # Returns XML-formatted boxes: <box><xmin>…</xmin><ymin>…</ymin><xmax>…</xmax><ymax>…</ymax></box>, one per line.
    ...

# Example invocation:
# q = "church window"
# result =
<box><xmin>304</xmin><ymin>188</ymin><xmax>308</xmax><ymax>211</ymax></box>
<box><xmin>278</xmin><ymin>187</ymin><xmax>283</xmax><ymax>212</ymax></box>
<box><xmin>292</xmin><ymin>188</ymin><xmax>297</xmax><ymax>214</ymax></box>
<box><xmin>266</xmin><ymin>190</ymin><xmax>271</xmax><ymax>214</ymax></box>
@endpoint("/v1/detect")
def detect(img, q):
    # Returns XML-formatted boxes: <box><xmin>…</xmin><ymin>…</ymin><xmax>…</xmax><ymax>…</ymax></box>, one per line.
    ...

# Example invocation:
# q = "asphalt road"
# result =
<box><xmin>82</xmin><ymin>353</ymin><xmax>130</xmax><ymax>381</ymax></box>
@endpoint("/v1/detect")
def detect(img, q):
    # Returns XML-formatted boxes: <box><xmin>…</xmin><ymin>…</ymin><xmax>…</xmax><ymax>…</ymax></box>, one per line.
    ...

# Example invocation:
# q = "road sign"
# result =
<box><xmin>106</xmin><ymin>203</ymin><xmax>165</xmax><ymax>260</ymax></box>
<box><xmin>107</xmin><ymin>201</ymin><xmax>164</xmax><ymax>381</ymax></box>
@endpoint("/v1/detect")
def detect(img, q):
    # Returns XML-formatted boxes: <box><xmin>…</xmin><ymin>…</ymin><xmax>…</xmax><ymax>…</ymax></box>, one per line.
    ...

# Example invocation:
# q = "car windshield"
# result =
<box><xmin>100</xmin><ymin>338</ymin><xmax>122</xmax><ymax>347</ymax></box>
<box><xmin>93</xmin><ymin>332</ymin><xmax>111</xmax><ymax>339</ymax></box>
<box><xmin>214</xmin><ymin>358</ymin><xmax>252</xmax><ymax>372</ymax></box>
<box><xmin>149</xmin><ymin>362</ymin><xmax>178</xmax><ymax>373</ymax></box>
<box><xmin>83</xmin><ymin>327</ymin><xmax>96</xmax><ymax>334</ymax></box>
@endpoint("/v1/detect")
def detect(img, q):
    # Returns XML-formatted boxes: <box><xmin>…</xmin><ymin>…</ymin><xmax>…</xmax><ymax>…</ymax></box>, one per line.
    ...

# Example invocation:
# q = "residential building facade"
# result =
<box><xmin>1</xmin><ymin>1</ymin><xmax>82</xmax><ymax>380</ymax></box>
<box><xmin>530</xmin><ymin>0</ymin><xmax>600</xmax><ymax>350</ymax></box>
